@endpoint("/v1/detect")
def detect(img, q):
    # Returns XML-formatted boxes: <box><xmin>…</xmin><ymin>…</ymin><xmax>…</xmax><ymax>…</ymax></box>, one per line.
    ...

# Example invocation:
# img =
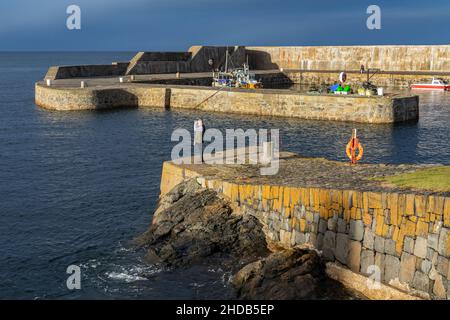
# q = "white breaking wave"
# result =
<box><xmin>104</xmin><ymin>264</ymin><xmax>162</xmax><ymax>283</ymax></box>
<box><xmin>105</xmin><ymin>271</ymin><xmax>147</xmax><ymax>283</ymax></box>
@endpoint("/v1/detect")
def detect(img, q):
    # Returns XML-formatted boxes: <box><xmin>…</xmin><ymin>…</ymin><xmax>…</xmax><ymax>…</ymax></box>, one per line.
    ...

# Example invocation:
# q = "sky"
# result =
<box><xmin>0</xmin><ymin>0</ymin><xmax>449</xmax><ymax>51</ymax></box>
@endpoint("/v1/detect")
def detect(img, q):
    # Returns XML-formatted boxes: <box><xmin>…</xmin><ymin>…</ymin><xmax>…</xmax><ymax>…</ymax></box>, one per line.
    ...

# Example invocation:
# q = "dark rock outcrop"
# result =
<box><xmin>134</xmin><ymin>180</ymin><xmax>268</xmax><ymax>267</ymax></box>
<box><xmin>232</xmin><ymin>248</ymin><xmax>325</xmax><ymax>299</ymax></box>
<box><xmin>136</xmin><ymin>179</ymin><xmax>358</xmax><ymax>300</ymax></box>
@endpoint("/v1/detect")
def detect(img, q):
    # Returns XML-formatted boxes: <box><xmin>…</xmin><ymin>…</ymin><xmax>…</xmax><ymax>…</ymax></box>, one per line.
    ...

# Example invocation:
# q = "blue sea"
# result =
<box><xmin>0</xmin><ymin>52</ymin><xmax>449</xmax><ymax>299</ymax></box>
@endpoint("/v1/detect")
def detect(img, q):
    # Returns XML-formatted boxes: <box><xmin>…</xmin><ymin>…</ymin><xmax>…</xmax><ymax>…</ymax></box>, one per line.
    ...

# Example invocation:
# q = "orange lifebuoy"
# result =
<box><xmin>346</xmin><ymin>136</ymin><xmax>364</xmax><ymax>164</ymax></box>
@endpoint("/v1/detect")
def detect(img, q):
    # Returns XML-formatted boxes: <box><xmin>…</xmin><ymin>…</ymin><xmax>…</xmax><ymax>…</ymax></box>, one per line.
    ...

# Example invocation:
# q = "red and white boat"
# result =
<box><xmin>411</xmin><ymin>78</ymin><xmax>450</xmax><ymax>91</ymax></box>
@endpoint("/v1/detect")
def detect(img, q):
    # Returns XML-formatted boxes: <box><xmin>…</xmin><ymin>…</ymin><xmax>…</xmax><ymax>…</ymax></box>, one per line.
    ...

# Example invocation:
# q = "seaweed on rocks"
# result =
<box><xmin>135</xmin><ymin>179</ymin><xmax>360</xmax><ymax>300</ymax></box>
<box><xmin>134</xmin><ymin>179</ymin><xmax>269</xmax><ymax>267</ymax></box>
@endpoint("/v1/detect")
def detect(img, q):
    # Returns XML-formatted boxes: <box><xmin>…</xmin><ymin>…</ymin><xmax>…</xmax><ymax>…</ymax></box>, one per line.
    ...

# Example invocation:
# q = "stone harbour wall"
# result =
<box><xmin>263</xmin><ymin>71</ymin><xmax>450</xmax><ymax>88</ymax></box>
<box><xmin>35</xmin><ymin>83</ymin><xmax>419</xmax><ymax>123</ymax></box>
<box><xmin>169</xmin><ymin>87</ymin><xmax>419</xmax><ymax>124</ymax></box>
<box><xmin>43</xmin><ymin>45</ymin><xmax>450</xmax><ymax>81</ymax></box>
<box><xmin>125</xmin><ymin>46</ymin><xmax>246</xmax><ymax>75</ymax></box>
<box><xmin>35</xmin><ymin>83</ymin><xmax>168</xmax><ymax>110</ymax></box>
<box><xmin>160</xmin><ymin>161</ymin><xmax>450</xmax><ymax>299</ymax></box>
<box><xmin>45</xmin><ymin>63</ymin><xmax>129</xmax><ymax>80</ymax></box>
<box><xmin>246</xmin><ymin>45</ymin><xmax>450</xmax><ymax>72</ymax></box>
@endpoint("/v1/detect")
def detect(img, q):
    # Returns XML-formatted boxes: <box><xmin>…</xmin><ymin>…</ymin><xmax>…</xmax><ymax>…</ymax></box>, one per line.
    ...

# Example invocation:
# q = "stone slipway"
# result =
<box><xmin>35</xmin><ymin>80</ymin><xmax>419</xmax><ymax>123</ymax></box>
<box><xmin>159</xmin><ymin>152</ymin><xmax>450</xmax><ymax>299</ymax></box>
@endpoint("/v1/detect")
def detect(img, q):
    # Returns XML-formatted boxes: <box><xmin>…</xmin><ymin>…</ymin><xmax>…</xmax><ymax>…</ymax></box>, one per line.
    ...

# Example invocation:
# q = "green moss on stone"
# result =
<box><xmin>376</xmin><ymin>167</ymin><xmax>450</xmax><ymax>192</ymax></box>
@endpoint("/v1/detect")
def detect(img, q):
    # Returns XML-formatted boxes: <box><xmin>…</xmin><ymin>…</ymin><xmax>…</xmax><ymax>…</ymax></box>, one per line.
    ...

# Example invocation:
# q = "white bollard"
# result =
<box><xmin>176</xmin><ymin>72</ymin><xmax>181</xmax><ymax>79</ymax></box>
<box><xmin>81</xmin><ymin>81</ymin><xmax>86</xmax><ymax>88</ymax></box>
<box><xmin>280</xmin><ymin>68</ymin><xmax>284</xmax><ymax>72</ymax></box>
<box><xmin>377</xmin><ymin>87</ymin><xmax>384</xmax><ymax>96</ymax></box>
<box><xmin>130</xmin><ymin>75</ymin><xmax>135</xmax><ymax>81</ymax></box>
<box><xmin>46</xmin><ymin>79</ymin><xmax>52</xmax><ymax>86</ymax></box>
<box><xmin>262</xmin><ymin>141</ymin><xmax>273</xmax><ymax>163</ymax></box>
<box><xmin>119</xmin><ymin>77</ymin><xmax>124</xmax><ymax>83</ymax></box>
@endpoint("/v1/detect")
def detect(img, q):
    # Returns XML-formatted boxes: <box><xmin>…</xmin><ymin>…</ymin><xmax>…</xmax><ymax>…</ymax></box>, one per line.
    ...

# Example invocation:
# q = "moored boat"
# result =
<box><xmin>212</xmin><ymin>64</ymin><xmax>262</xmax><ymax>89</ymax></box>
<box><xmin>212</xmin><ymin>49</ymin><xmax>262</xmax><ymax>89</ymax></box>
<box><xmin>233</xmin><ymin>64</ymin><xmax>262</xmax><ymax>89</ymax></box>
<box><xmin>411</xmin><ymin>78</ymin><xmax>450</xmax><ymax>91</ymax></box>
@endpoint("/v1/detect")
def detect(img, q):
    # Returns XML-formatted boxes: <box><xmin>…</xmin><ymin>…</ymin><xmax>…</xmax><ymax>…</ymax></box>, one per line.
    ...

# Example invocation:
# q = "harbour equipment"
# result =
<box><xmin>232</xmin><ymin>64</ymin><xmax>262</xmax><ymax>89</ymax></box>
<box><xmin>330</xmin><ymin>84</ymin><xmax>340</xmax><ymax>92</ymax></box>
<box><xmin>343</xmin><ymin>85</ymin><xmax>351</xmax><ymax>94</ymax></box>
<box><xmin>332</xmin><ymin>84</ymin><xmax>351</xmax><ymax>95</ymax></box>
<box><xmin>212</xmin><ymin>71</ymin><xmax>234</xmax><ymax>87</ymax></box>
<box><xmin>212</xmin><ymin>47</ymin><xmax>235</xmax><ymax>88</ymax></box>
<box><xmin>359</xmin><ymin>67</ymin><xmax>381</xmax><ymax>95</ymax></box>
<box><xmin>363</xmin><ymin>68</ymin><xmax>380</xmax><ymax>83</ymax></box>
<box><xmin>361</xmin><ymin>81</ymin><xmax>378</xmax><ymax>96</ymax></box>
<box><xmin>346</xmin><ymin>129</ymin><xmax>364</xmax><ymax>164</ymax></box>
<box><xmin>334</xmin><ymin>85</ymin><xmax>344</xmax><ymax>94</ymax></box>
<box><xmin>211</xmin><ymin>49</ymin><xmax>262</xmax><ymax>89</ymax></box>
<box><xmin>411</xmin><ymin>78</ymin><xmax>450</xmax><ymax>91</ymax></box>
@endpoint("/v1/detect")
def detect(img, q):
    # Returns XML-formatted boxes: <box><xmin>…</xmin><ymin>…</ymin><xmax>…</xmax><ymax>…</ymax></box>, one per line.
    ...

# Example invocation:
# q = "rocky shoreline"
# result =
<box><xmin>134</xmin><ymin>179</ymin><xmax>364</xmax><ymax>300</ymax></box>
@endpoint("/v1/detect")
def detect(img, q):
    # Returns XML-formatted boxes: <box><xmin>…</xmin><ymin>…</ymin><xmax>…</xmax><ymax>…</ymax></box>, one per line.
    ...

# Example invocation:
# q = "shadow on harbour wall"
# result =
<box><xmin>92</xmin><ymin>89</ymin><xmax>139</xmax><ymax>110</ymax></box>
<box><xmin>246</xmin><ymin>50</ymin><xmax>280</xmax><ymax>70</ymax></box>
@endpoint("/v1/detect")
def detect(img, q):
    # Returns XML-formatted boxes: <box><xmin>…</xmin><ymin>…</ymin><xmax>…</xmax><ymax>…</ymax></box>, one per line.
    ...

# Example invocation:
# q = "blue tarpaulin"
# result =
<box><xmin>330</xmin><ymin>84</ymin><xmax>339</xmax><ymax>92</ymax></box>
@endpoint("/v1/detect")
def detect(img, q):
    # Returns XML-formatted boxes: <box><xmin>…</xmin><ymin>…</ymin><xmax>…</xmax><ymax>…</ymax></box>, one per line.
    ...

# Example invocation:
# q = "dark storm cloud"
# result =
<box><xmin>0</xmin><ymin>0</ymin><xmax>448</xmax><ymax>50</ymax></box>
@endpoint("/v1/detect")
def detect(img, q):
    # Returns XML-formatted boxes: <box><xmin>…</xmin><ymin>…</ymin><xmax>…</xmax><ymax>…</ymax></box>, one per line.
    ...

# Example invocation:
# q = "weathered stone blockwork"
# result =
<box><xmin>160</xmin><ymin>161</ymin><xmax>450</xmax><ymax>299</ymax></box>
<box><xmin>45</xmin><ymin>63</ymin><xmax>129</xmax><ymax>80</ymax></box>
<box><xmin>35</xmin><ymin>83</ymin><xmax>419</xmax><ymax>123</ymax></box>
<box><xmin>246</xmin><ymin>45</ymin><xmax>450</xmax><ymax>72</ymax></box>
<box><xmin>35</xmin><ymin>84</ymin><xmax>168</xmax><ymax>111</ymax></box>
<box><xmin>169</xmin><ymin>87</ymin><xmax>419</xmax><ymax>124</ymax></box>
<box><xmin>261</xmin><ymin>71</ymin><xmax>450</xmax><ymax>89</ymax></box>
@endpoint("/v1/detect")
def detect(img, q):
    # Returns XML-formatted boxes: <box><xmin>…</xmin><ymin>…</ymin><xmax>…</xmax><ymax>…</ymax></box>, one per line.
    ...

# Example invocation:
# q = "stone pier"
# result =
<box><xmin>37</xmin><ymin>44</ymin><xmax>447</xmax><ymax>123</ymax></box>
<box><xmin>35</xmin><ymin>82</ymin><xmax>419</xmax><ymax>124</ymax></box>
<box><xmin>159</xmin><ymin>152</ymin><xmax>450</xmax><ymax>300</ymax></box>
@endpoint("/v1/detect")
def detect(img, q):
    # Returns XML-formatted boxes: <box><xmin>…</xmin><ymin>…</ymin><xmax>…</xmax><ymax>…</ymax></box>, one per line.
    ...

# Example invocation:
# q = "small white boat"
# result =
<box><xmin>411</xmin><ymin>78</ymin><xmax>450</xmax><ymax>91</ymax></box>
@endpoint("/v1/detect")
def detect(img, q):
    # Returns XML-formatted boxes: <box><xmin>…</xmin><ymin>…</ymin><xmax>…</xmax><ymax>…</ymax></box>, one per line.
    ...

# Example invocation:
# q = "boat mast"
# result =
<box><xmin>225</xmin><ymin>46</ymin><xmax>228</xmax><ymax>73</ymax></box>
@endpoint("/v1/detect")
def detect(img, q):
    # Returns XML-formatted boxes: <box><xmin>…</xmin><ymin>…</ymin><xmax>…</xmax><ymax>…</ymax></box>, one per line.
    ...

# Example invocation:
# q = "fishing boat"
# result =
<box><xmin>212</xmin><ymin>64</ymin><xmax>262</xmax><ymax>89</ymax></box>
<box><xmin>212</xmin><ymin>49</ymin><xmax>262</xmax><ymax>89</ymax></box>
<box><xmin>212</xmin><ymin>49</ymin><xmax>234</xmax><ymax>88</ymax></box>
<box><xmin>411</xmin><ymin>78</ymin><xmax>450</xmax><ymax>91</ymax></box>
<box><xmin>233</xmin><ymin>64</ymin><xmax>262</xmax><ymax>89</ymax></box>
<box><xmin>212</xmin><ymin>71</ymin><xmax>234</xmax><ymax>87</ymax></box>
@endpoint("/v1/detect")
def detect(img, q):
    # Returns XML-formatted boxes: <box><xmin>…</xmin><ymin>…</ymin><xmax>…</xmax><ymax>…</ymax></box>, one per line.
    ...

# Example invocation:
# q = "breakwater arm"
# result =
<box><xmin>159</xmin><ymin>153</ymin><xmax>450</xmax><ymax>299</ymax></box>
<box><xmin>35</xmin><ymin>82</ymin><xmax>419</xmax><ymax>123</ymax></box>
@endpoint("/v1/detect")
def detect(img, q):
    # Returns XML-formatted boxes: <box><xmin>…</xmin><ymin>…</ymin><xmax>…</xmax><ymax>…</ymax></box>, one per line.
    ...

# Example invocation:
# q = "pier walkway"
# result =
<box><xmin>160</xmin><ymin>152</ymin><xmax>450</xmax><ymax>300</ymax></box>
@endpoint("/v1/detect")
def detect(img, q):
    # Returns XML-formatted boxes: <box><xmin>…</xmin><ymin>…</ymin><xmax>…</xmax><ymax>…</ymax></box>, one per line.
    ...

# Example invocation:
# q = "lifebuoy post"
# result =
<box><xmin>346</xmin><ymin>129</ymin><xmax>364</xmax><ymax>164</ymax></box>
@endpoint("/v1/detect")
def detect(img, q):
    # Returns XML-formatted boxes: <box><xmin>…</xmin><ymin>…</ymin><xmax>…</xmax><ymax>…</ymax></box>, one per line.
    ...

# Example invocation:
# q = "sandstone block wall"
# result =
<box><xmin>43</xmin><ymin>45</ymin><xmax>450</xmax><ymax>81</ymax></box>
<box><xmin>44</xmin><ymin>46</ymin><xmax>246</xmax><ymax>79</ymax></box>
<box><xmin>169</xmin><ymin>87</ymin><xmax>419</xmax><ymax>123</ymax></box>
<box><xmin>261</xmin><ymin>71</ymin><xmax>450</xmax><ymax>88</ymax></box>
<box><xmin>246</xmin><ymin>45</ymin><xmax>450</xmax><ymax>72</ymax></box>
<box><xmin>35</xmin><ymin>83</ymin><xmax>168</xmax><ymax>110</ymax></box>
<box><xmin>125</xmin><ymin>52</ymin><xmax>191</xmax><ymax>75</ymax></box>
<box><xmin>45</xmin><ymin>63</ymin><xmax>129</xmax><ymax>80</ymax></box>
<box><xmin>160</xmin><ymin>161</ymin><xmax>450</xmax><ymax>299</ymax></box>
<box><xmin>35</xmin><ymin>83</ymin><xmax>419</xmax><ymax>123</ymax></box>
<box><xmin>125</xmin><ymin>46</ymin><xmax>246</xmax><ymax>75</ymax></box>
